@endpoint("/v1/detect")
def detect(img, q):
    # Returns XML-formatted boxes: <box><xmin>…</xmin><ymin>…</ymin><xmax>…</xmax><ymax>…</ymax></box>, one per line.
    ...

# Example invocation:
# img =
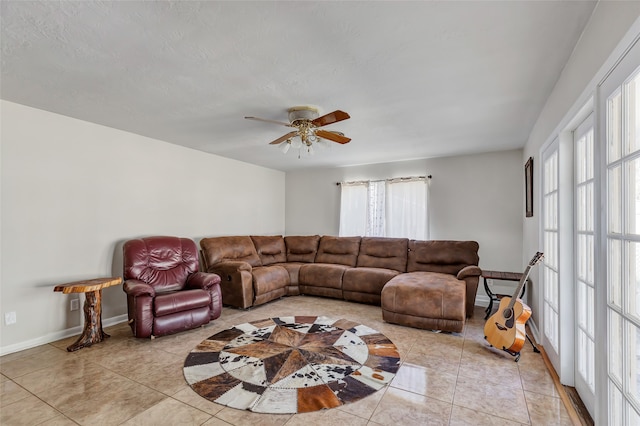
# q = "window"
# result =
<box><xmin>339</xmin><ymin>177</ymin><xmax>428</xmax><ymax>239</ymax></box>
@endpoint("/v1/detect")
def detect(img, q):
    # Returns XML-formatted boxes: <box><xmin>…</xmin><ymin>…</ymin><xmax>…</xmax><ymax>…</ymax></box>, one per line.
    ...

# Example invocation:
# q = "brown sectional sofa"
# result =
<box><xmin>199</xmin><ymin>235</ymin><xmax>481</xmax><ymax>332</ymax></box>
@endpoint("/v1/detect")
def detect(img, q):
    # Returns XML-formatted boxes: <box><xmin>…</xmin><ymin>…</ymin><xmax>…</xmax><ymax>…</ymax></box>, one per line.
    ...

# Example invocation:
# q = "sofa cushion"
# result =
<box><xmin>200</xmin><ymin>236</ymin><xmax>262</xmax><ymax>268</ymax></box>
<box><xmin>299</xmin><ymin>263</ymin><xmax>350</xmax><ymax>289</ymax></box>
<box><xmin>285</xmin><ymin>235</ymin><xmax>321</xmax><ymax>263</ymax></box>
<box><xmin>407</xmin><ymin>240</ymin><xmax>479</xmax><ymax>274</ymax></box>
<box><xmin>251</xmin><ymin>266</ymin><xmax>289</xmax><ymax>307</ymax></box>
<box><xmin>356</xmin><ymin>237</ymin><xmax>408</xmax><ymax>272</ymax></box>
<box><xmin>154</xmin><ymin>289</ymin><xmax>211</xmax><ymax>317</ymax></box>
<box><xmin>252</xmin><ymin>265</ymin><xmax>289</xmax><ymax>294</ymax></box>
<box><xmin>251</xmin><ymin>235</ymin><xmax>287</xmax><ymax>266</ymax></box>
<box><xmin>314</xmin><ymin>236</ymin><xmax>361</xmax><ymax>267</ymax></box>
<box><xmin>342</xmin><ymin>267</ymin><xmax>401</xmax><ymax>295</ymax></box>
<box><xmin>342</xmin><ymin>267</ymin><xmax>400</xmax><ymax>305</ymax></box>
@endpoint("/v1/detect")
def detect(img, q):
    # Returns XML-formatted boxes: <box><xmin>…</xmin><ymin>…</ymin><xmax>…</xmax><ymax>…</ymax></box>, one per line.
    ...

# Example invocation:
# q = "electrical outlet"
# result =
<box><xmin>70</xmin><ymin>299</ymin><xmax>80</xmax><ymax>311</ymax></box>
<box><xmin>4</xmin><ymin>311</ymin><xmax>16</xmax><ymax>325</ymax></box>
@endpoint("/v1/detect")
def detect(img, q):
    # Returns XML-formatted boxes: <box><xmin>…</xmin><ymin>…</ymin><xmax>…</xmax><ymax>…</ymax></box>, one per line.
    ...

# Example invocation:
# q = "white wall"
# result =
<box><xmin>0</xmin><ymin>100</ymin><xmax>285</xmax><ymax>354</ymax></box>
<box><xmin>523</xmin><ymin>2</ymin><xmax>640</xmax><ymax>327</ymax></box>
<box><xmin>285</xmin><ymin>149</ymin><xmax>524</xmax><ymax>302</ymax></box>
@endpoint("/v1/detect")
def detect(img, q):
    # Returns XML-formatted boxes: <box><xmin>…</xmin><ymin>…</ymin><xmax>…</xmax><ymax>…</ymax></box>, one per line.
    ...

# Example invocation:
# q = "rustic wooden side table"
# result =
<box><xmin>54</xmin><ymin>277</ymin><xmax>123</xmax><ymax>352</ymax></box>
<box><xmin>481</xmin><ymin>270</ymin><xmax>528</xmax><ymax>320</ymax></box>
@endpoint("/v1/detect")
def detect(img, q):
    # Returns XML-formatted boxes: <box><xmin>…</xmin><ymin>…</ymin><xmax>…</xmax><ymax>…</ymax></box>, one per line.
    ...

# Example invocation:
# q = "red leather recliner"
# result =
<box><xmin>123</xmin><ymin>236</ymin><xmax>222</xmax><ymax>338</ymax></box>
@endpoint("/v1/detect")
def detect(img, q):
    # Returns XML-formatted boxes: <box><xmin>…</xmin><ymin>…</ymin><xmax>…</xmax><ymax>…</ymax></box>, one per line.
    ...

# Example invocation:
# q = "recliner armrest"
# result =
<box><xmin>457</xmin><ymin>265</ymin><xmax>482</xmax><ymax>280</ymax></box>
<box><xmin>186</xmin><ymin>272</ymin><xmax>222</xmax><ymax>290</ymax></box>
<box><xmin>123</xmin><ymin>279</ymin><xmax>155</xmax><ymax>297</ymax></box>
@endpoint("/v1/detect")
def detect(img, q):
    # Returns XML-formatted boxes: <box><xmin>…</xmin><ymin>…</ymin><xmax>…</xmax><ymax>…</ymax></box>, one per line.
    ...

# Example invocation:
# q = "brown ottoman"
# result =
<box><xmin>381</xmin><ymin>272</ymin><xmax>466</xmax><ymax>332</ymax></box>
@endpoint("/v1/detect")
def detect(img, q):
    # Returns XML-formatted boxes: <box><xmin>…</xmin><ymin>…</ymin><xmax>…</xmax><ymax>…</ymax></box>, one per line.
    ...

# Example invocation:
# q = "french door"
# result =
<box><xmin>601</xmin><ymin>38</ymin><xmax>640</xmax><ymax>425</ymax></box>
<box><xmin>574</xmin><ymin>114</ymin><xmax>596</xmax><ymax>413</ymax></box>
<box><xmin>542</xmin><ymin>142</ymin><xmax>561</xmax><ymax>368</ymax></box>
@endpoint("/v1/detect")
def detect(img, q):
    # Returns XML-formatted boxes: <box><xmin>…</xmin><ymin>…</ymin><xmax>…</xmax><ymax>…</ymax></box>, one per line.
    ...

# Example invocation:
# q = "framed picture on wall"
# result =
<box><xmin>525</xmin><ymin>157</ymin><xmax>533</xmax><ymax>217</ymax></box>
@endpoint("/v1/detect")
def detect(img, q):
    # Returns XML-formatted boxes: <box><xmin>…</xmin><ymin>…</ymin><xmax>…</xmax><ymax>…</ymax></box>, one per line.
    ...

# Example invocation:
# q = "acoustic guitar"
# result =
<box><xmin>484</xmin><ymin>252</ymin><xmax>544</xmax><ymax>356</ymax></box>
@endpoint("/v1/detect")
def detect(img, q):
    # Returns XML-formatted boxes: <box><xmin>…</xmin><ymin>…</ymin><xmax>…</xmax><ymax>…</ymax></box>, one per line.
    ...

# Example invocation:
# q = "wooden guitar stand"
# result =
<box><xmin>486</xmin><ymin>328</ymin><xmax>541</xmax><ymax>362</ymax></box>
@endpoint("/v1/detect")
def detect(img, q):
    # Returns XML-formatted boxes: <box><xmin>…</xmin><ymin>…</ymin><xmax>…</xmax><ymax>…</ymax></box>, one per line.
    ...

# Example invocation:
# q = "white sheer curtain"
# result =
<box><xmin>339</xmin><ymin>177</ymin><xmax>428</xmax><ymax>239</ymax></box>
<box><xmin>386</xmin><ymin>179</ymin><xmax>428</xmax><ymax>240</ymax></box>
<box><xmin>339</xmin><ymin>183</ymin><xmax>367</xmax><ymax>236</ymax></box>
<box><xmin>367</xmin><ymin>181</ymin><xmax>385</xmax><ymax>237</ymax></box>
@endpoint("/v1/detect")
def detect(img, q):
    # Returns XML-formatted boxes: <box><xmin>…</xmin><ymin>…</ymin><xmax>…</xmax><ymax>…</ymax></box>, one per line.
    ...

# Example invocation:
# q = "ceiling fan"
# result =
<box><xmin>245</xmin><ymin>106</ymin><xmax>351</xmax><ymax>154</ymax></box>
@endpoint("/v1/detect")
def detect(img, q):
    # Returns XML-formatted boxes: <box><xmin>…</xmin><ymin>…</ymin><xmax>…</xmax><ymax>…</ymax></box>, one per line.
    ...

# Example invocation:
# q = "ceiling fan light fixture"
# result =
<box><xmin>279</xmin><ymin>140</ymin><xmax>291</xmax><ymax>154</ymax></box>
<box><xmin>291</xmin><ymin>137</ymin><xmax>303</xmax><ymax>149</ymax></box>
<box><xmin>316</xmin><ymin>138</ymin><xmax>330</xmax><ymax>149</ymax></box>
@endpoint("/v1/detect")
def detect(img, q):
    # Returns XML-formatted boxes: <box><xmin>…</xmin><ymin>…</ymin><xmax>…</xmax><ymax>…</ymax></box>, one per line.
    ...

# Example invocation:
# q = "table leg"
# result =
<box><xmin>66</xmin><ymin>289</ymin><xmax>109</xmax><ymax>352</ymax></box>
<box><xmin>483</xmin><ymin>277</ymin><xmax>494</xmax><ymax>320</ymax></box>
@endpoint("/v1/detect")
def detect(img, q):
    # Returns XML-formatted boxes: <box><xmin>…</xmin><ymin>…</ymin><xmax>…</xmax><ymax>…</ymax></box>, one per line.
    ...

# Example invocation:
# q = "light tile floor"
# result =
<box><xmin>0</xmin><ymin>296</ymin><xmax>572</xmax><ymax>425</ymax></box>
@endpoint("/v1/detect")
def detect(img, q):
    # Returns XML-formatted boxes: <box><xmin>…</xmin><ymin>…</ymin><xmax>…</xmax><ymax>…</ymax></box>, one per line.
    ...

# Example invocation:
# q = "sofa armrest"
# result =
<box><xmin>457</xmin><ymin>265</ymin><xmax>482</xmax><ymax>280</ymax></box>
<box><xmin>207</xmin><ymin>261</ymin><xmax>254</xmax><ymax>309</ymax></box>
<box><xmin>186</xmin><ymin>272</ymin><xmax>221</xmax><ymax>290</ymax></box>
<box><xmin>208</xmin><ymin>261</ymin><xmax>252</xmax><ymax>277</ymax></box>
<box><xmin>123</xmin><ymin>279</ymin><xmax>155</xmax><ymax>297</ymax></box>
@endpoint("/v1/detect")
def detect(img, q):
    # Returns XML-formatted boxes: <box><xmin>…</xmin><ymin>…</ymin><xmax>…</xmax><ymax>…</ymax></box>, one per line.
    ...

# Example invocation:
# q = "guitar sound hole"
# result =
<box><xmin>502</xmin><ymin>308</ymin><xmax>513</xmax><ymax>320</ymax></box>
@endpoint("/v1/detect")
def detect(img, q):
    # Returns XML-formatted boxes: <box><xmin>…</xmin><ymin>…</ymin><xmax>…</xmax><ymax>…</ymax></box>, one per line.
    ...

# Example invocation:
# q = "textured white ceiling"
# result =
<box><xmin>1</xmin><ymin>1</ymin><xmax>596</xmax><ymax>171</ymax></box>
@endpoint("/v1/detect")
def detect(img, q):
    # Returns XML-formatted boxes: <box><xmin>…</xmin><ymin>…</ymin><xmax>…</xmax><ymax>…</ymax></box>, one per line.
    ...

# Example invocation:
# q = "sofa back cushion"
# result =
<box><xmin>315</xmin><ymin>236</ymin><xmax>361</xmax><ymax>267</ymax></box>
<box><xmin>200</xmin><ymin>236</ymin><xmax>262</xmax><ymax>268</ymax></box>
<box><xmin>251</xmin><ymin>235</ymin><xmax>287</xmax><ymax>266</ymax></box>
<box><xmin>407</xmin><ymin>240</ymin><xmax>479</xmax><ymax>274</ymax></box>
<box><xmin>285</xmin><ymin>235</ymin><xmax>321</xmax><ymax>263</ymax></box>
<box><xmin>357</xmin><ymin>237</ymin><xmax>408</xmax><ymax>272</ymax></box>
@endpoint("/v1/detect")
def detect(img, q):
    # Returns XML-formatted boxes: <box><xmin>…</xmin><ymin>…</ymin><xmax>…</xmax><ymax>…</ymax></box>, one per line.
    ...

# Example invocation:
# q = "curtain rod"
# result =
<box><xmin>336</xmin><ymin>175</ymin><xmax>432</xmax><ymax>186</ymax></box>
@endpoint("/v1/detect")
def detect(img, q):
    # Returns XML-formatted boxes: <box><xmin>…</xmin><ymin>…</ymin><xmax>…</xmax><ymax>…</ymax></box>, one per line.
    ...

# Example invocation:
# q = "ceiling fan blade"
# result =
<box><xmin>245</xmin><ymin>116</ymin><xmax>294</xmax><ymax>127</ymax></box>
<box><xmin>269</xmin><ymin>131</ymin><xmax>298</xmax><ymax>145</ymax></box>
<box><xmin>315</xmin><ymin>129</ymin><xmax>351</xmax><ymax>144</ymax></box>
<box><xmin>311</xmin><ymin>110</ymin><xmax>350</xmax><ymax>127</ymax></box>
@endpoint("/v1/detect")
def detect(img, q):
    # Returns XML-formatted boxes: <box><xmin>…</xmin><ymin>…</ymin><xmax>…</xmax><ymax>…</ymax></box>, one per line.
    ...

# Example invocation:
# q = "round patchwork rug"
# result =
<box><xmin>183</xmin><ymin>316</ymin><xmax>400</xmax><ymax>414</ymax></box>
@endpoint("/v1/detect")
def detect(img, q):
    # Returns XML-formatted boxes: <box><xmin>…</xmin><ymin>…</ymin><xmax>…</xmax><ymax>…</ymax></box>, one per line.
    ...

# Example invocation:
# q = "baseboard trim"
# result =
<box><xmin>538</xmin><ymin>343</ymin><xmax>584</xmax><ymax>426</ymax></box>
<box><xmin>0</xmin><ymin>314</ymin><xmax>128</xmax><ymax>356</ymax></box>
<box><xmin>475</xmin><ymin>294</ymin><xmax>490</xmax><ymax>307</ymax></box>
<box><xmin>527</xmin><ymin>318</ymin><xmax>541</xmax><ymax>343</ymax></box>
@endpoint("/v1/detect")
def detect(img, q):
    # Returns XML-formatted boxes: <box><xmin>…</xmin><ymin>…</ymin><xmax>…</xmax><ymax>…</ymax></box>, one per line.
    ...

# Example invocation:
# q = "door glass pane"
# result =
<box><xmin>545</xmin><ymin>231</ymin><xmax>558</xmax><ymax>270</ymax></box>
<box><xmin>577</xmin><ymin>185</ymin><xmax>586</xmax><ymax>231</ymax></box>
<box><xmin>626</xmin><ymin>71</ymin><xmax>640</xmax><ymax>155</ymax></box>
<box><xmin>610</xmin><ymin>381</ymin><xmax>623</xmax><ymax>426</ymax></box>
<box><xmin>587</xmin><ymin>335</ymin><xmax>595</xmax><ymax>391</ymax></box>
<box><xmin>629</xmin><ymin>241</ymin><xmax>640</xmax><ymax>320</ymax></box>
<box><xmin>610</xmin><ymin>165</ymin><xmax>623</xmax><ymax>234</ymax></box>
<box><xmin>578</xmin><ymin>281</ymin><xmax>587</xmax><ymax>329</ymax></box>
<box><xmin>630</xmin><ymin>405</ymin><xmax>640</xmax><ymax>426</ymax></box>
<box><xmin>586</xmin><ymin>131</ymin><xmax>594</xmax><ymax>180</ymax></box>
<box><xmin>628</xmin><ymin>320</ymin><xmax>640</xmax><ymax>406</ymax></box>
<box><xmin>586</xmin><ymin>182</ymin><xmax>594</xmax><ymax>231</ymax></box>
<box><xmin>544</xmin><ymin>302</ymin><xmax>559</xmax><ymax>351</ymax></box>
<box><xmin>628</xmin><ymin>157</ymin><xmax>640</xmax><ymax>235</ymax></box>
<box><xmin>578</xmin><ymin>329</ymin><xmax>588</xmax><ymax>382</ymax></box>
<box><xmin>610</xmin><ymin>310</ymin><xmax>623</xmax><ymax>382</ymax></box>
<box><xmin>587</xmin><ymin>234</ymin><xmax>594</xmax><ymax>284</ymax></box>
<box><xmin>609</xmin><ymin>89</ymin><xmax>623</xmax><ymax>162</ymax></box>
<box><xmin>609</xmin><ymin>239</ymin><xmax>623</xmax><ymax>308</ymax></box>
<box><xmin>587</xmin><ymin>284</ymin><xmax>594</xmax><ymax>336</ymax></box>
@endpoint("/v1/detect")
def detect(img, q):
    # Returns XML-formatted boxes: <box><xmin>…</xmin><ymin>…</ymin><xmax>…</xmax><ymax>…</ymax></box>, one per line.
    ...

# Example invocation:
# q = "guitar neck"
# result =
<box><xmin>505</xmin><ymin>265</ymin><xmax>533</xmax><ymax>311</ymax></box>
